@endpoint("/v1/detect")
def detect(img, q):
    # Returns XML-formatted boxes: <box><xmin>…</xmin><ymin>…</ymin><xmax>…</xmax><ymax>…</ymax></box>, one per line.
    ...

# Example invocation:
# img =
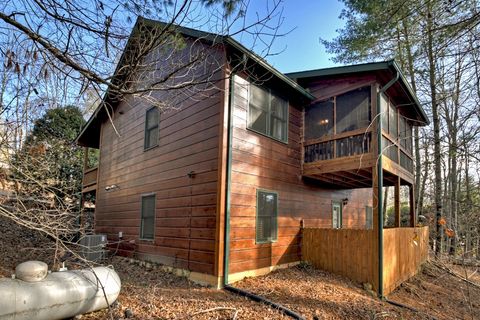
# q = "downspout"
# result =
<box><xmin>376</xmin><ymin>70</ymin><xmax>399</xmax><ymax>298</ymax></box>
<box><xmin>223</xmin><ymin>72</ymin><xmax>234</xmax><ymax>285</ymax></box>
<box><xmin>222</xmin><ymin>72</ymin><xmax>304</xmax><ymax>320</ymax></box>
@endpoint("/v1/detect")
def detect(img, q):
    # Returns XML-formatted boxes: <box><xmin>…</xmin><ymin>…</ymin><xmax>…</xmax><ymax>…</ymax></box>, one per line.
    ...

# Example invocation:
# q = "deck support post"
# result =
<box><xmin>376</xmin><ymin>71</ymin><xmax>399</xmax><ymax>298</ymax></box>
<box><xmin>394</xmin><ymin>176</ymin><xmax>401</xmax><ymax>227</ymax></box>
<box><xmin>409</xmin><ymin>184</ymin><xmax>416</xmax><ymax>227</ymax></box>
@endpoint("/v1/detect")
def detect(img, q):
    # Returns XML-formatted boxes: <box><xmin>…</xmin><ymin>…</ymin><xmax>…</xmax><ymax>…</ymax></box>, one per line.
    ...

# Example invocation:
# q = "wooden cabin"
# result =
<box><xmin>77</xmin><ymin>17</ymin><xmax>429</xmax><ymax>295</ymax></box>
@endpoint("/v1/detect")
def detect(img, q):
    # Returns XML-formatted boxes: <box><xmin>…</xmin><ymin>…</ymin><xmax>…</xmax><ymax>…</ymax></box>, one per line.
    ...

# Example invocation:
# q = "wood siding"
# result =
<box><xmin>228</xmin><ymin>75</ymin><xmax>373</xmax><ymax>276</ymax></box>
<box><xmin>94</xmin><ymin>42</ymin><xmax>226</xmax><ymax>276</ymax></box>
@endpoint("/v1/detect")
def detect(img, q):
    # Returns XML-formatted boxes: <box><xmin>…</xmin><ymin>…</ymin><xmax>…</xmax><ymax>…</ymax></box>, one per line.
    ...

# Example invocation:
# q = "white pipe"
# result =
<box><xmin>0</xmin><ymin>262</ymin><xmax>121</xmax><ymax>320</ymax></box>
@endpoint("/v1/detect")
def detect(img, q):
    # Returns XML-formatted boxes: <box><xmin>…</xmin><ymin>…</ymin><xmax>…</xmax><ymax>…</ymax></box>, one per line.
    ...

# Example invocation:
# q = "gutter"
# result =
<box><xmin>376</xmin><ymin>71</ymin><xmax>400</xmax><ymax>298</ymax></box>
<box><xmin>222</xmin><ymin>72</ymin><xmax>305</xmax><ymax>320</ymax></box>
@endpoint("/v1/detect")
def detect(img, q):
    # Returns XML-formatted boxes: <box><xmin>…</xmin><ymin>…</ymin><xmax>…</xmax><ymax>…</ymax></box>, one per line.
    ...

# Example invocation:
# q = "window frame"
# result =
<box><xmin>247</xmin><ymin>83</ymin><xmax>289</xmax><ymax>144</ymax></box>
<box><xmin>332</xmin><ymin>201</ymin><xmax>343</xmax><ymax>229</ymax></box>
<box><xmin>140</xmin><ymin>193</ymin><xmax>156</xmax><ymax>241</ymax></box>
<box><xmin>255</xmin><ymin>189</ymin><xmax>279</xmax><ymax>244</ymax></box>
<box><xmin>144</xmin><ymin>106</ymin><xmax>159</xmax><ymax>150</ymax></box>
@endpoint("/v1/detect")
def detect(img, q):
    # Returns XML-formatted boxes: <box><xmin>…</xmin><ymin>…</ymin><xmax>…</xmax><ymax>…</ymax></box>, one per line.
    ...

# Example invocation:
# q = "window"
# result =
<box><xmin>256</xmin><ymin>190</ymin><xmax>278</xmax><ymax>243</ymax></box>
<box><xmin>248</xmin><ymin>83</ymin><xmax>288</xmax><ymax>142</ymax></box>
<box><xmin>366</xmin><ymin>206</ymin><xmax>373</xmax><ymax>229</ymax></box>
<box><xmin>332</xmin><ymin>201</ymin><xmax>342</xmax><ymax>229</ymax></box>
<box><xmin>140</xmin><ymin>194</ymin><xmax>156</xmax><ymax>240</ymax></box>
<box><xmin>144</xmin><ymin>107</ymin><xmax>159</xmax><ymax>150</ymax></box>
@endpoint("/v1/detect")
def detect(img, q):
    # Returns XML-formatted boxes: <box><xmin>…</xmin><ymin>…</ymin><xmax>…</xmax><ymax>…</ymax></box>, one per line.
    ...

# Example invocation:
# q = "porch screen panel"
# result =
<box><xmin>381</xmin><ymin>94</ymin><xmax>389</xmax><ymax>132</ymax></box>
<box><xmin>382</xmin><ymin>136</ymin><xmax>398</xmax><ymax>163</ymax></box>
<box><xmin>399</xmin><ymin>115</ymin><xmax>407</xmax><ymax>148</ymax></box>
<box><xmin>256</xmin><ymin>190</ymin><xmax>278</xmax><ymax>243</ymax></box>
<box><xmin>406</xmin><ymin>122</ymin><xmax>413</xmax><ymax>153</ymax></box>
<box><xmin>305</xmin><ymin>99</ymin><xmax>334</xmax><ymax>139</ymax></box>
<box><xmin>389</xmin><ymin>102</ymin><xmax>398</xmax><ymax>137</ymax></box>
<box><xmin>336</xmin><ymin>86</ymin><xmax>371</xmax><ymax>133</ymax></box>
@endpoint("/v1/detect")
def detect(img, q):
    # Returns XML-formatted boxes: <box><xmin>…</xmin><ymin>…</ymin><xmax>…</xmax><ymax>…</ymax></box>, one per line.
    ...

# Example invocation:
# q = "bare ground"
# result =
<box><xmin>1</xmin><ymin>217</ymin><xmax>479</xmax><ymax>320</ymax></box>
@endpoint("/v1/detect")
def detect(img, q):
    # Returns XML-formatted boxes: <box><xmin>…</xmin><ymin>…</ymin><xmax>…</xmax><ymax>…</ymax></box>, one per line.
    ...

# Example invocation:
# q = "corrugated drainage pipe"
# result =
<box><xmin>225</xmin><ymin>285</ymin><xmax>305</xmax><ymax>320</ymax></box>
<box><xmin>222</xmin><ymin>71</ymin><xmax>305</xmax><ymax>320</ymax></box>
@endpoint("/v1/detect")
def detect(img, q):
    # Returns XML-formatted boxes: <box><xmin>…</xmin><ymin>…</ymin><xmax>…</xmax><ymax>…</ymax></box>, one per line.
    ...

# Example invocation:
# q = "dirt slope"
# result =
<box><xmin>1</xmin><ymin>217</ymin><xmax>478</xmax><ymax>319</ymax></box>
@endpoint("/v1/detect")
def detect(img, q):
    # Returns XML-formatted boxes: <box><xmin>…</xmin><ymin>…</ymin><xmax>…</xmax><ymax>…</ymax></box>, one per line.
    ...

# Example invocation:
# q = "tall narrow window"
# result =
<box><xmin>256</xmin><ymin>190</ymin><xmax>278</xmax><ymax>243</ymax></box>
<box><xmin>366</xmin><ymin>206</ymin><xmax>373</xmax><ymax>229</ymax></box>
<box><xmin>248</xmin><ymin>83</ymin><xmax>288</xmax><ymax>142</ymax></box>
<box><xmin>140</xmin><ymin>194</ymin><xmax>156</xmax><ymax>240</ymax></box>
<box><xmin>144</xmin><ymin>107</ymin><xmax>159</xmax><ymax>150</ymax></box>
<box><xmin>332</xmin><ymin>201</ymin><xmax>342</xmax><ymax>229</ymax></box>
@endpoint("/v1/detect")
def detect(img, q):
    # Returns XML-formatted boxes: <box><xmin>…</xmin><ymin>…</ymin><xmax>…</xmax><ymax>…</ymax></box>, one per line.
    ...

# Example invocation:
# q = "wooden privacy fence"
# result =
<box><xmin>302</xmin><ymin>228</ymin><xmax>378</xmax><ymax>290</ymax></box>
<box><xmin>383</xmin><ymin>226</ymin><xmax>429</xmax><ymax>294</ymax></box>
<box><xmin>302</xmin><ymin>226</ymin><xmax>429</xmax><ymax>295</ymax></box>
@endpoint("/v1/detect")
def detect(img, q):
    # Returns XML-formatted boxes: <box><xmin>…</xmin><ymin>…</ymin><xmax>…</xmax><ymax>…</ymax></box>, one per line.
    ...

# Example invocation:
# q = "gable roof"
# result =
<box><xmin>76</xmin><ymin>17</ymin><xmax>314</xmax><ymax>148</ymax></box>
<box><xmin>287</xmin><ymin>60</ymin><xmax>429</xmax><ymax>125</ymax></box>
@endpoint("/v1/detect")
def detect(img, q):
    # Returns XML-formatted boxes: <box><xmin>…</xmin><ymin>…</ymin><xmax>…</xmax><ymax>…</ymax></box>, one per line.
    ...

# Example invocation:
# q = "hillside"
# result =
<box><xmin>1</xmin><ymin>217</ymin><xmax>479</xmax><ymax>320</ymax></box>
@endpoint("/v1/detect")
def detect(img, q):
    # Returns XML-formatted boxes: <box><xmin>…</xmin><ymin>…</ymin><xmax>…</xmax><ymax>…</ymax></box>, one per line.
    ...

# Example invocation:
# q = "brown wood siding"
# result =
<box><xmin>228</xmin><ymin>75</ymin><xmax>373</xmax><ymax>275</ymax></box>
<box><xmin>95</xmin><ymin>43</ymin><xmax>226</xmax><ymax>275</ymax></box>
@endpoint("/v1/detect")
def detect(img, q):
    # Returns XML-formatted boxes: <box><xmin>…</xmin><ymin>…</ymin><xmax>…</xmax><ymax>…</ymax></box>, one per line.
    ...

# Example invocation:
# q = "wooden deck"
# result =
<box><xmin>82</xmin><ymin>166</ymin><xmax>98</xmax><ymax>193</ymax></box>
<box><xmin>302</xmin><ymin>226</ymin><xmax>429</xmax><ymax>295</ymax></box>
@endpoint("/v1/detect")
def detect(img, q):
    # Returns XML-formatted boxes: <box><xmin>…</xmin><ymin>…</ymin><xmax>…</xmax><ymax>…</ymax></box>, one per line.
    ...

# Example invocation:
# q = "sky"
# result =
<box><xmin>240</xmin><ymin>0</ymin><xmax>347</xmax><ymax>73</ymax></box>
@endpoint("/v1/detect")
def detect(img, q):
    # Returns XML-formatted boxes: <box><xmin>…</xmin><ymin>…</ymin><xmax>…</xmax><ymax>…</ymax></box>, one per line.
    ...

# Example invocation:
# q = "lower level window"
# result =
<box><xmin>256</xmin><ymin>190</ymin><xmax>278</xmax><ymax>243</ymax></box>
<box><xmin>332</xmin><ymin>201</ymin><xmax>342</xmax><ymax>229</ymax></box>
<box><xmin>140</xmin><ymin>194</ymin><xmax>156</xmax><ymax>240</ymax></box>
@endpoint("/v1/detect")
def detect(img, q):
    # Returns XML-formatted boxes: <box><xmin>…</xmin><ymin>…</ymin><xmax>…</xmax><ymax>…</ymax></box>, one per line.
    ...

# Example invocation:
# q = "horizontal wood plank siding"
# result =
<box><xmin>95</xmin><ymin>43</ymin><xmax>226</xmax><ymax>276</ymax></box>
<box><xmin>228</xmin><ymin>74</ymin><xmax>373</xmax><ymax>275</ymax></box>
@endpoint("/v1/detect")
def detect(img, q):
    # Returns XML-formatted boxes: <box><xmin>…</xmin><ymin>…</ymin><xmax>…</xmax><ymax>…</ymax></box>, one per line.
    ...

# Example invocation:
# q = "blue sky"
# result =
<box><xmin>242</xmin><ymin>0</ymin><xmax>346</xmax><ymax>73</ymax></box>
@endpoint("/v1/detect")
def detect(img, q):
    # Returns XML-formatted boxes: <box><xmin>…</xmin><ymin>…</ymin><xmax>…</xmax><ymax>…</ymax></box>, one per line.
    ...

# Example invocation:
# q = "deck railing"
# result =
<box><xmin>82</xmin><ymin>167</ymin><xmax>98</xmax><ymax>189</ymax></box>
<box><xmin>304</xmin><ymin>131</ymin><xmax>372</xmax><ymax>163</ymax></box>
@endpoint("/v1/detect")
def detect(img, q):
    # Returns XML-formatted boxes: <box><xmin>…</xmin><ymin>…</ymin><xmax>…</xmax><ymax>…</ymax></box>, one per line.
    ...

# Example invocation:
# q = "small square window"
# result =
<box><xmin>144</xmin><ymin>107</ymin><xmax>159</xmax><ymax>150</ymax></box>
<box><xmin>256</xmin><ymin>190</ymin><xmax>278</xmax><ymax>243</ymax></box>
<box><xmin>140</xmin><ymin>194</ymin><xmax>156</xmax><ymax>240</ymax></box>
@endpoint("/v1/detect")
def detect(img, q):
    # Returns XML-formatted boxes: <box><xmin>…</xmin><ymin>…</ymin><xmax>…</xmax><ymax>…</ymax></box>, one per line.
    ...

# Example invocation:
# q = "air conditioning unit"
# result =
<box><xmin>79</xmin><ymin>234</ymin><xmax>107</xmax><ymax>262</ymax></box>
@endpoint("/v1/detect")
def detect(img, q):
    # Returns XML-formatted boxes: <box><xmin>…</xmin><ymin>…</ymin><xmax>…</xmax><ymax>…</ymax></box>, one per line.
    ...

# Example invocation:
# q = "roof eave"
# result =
<box><xmin>287</xmin><ymin>60</ymin><xmax>429</xmax><ymax>125</ymax></box>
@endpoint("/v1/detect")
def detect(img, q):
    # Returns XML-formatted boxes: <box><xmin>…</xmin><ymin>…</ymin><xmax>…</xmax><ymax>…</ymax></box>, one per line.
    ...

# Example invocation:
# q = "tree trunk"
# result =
<box><xmin>426</xmin><ymin>5</ymin><xmax>443</xmax><ymax>257</ymax></box>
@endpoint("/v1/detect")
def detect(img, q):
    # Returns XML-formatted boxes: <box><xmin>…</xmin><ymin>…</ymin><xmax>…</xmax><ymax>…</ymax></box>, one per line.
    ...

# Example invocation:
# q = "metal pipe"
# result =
<box><xmin>0</xmin><ymin>262</ymin><xmax>121</xmax><ymax>320</ymax></box>
<box><xmin>225</xmin><ymin>285</ymin><xmax>305</xmax><ymax>320</ymax></box>
<box><xmin>223</xmin><ymin>71</ymin><xmax>235</xmax><ymax>285</ymax></box>
<box><xmin>376</xmin><ymin>70</ymin><xmax>399</xmax><ymax>298</ymax></box>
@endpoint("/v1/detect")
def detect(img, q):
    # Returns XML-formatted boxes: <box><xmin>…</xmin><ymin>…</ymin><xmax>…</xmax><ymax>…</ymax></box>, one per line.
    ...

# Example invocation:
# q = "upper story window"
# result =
<box><xmin>248</xmin><ymin>83</ymin><xmax>288</xmax><ymax>143</ymax></box>
<box><xmin>144</xmin><ymin>107</ymin><xmax>159</xmax><ymax>150</ymax></box>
